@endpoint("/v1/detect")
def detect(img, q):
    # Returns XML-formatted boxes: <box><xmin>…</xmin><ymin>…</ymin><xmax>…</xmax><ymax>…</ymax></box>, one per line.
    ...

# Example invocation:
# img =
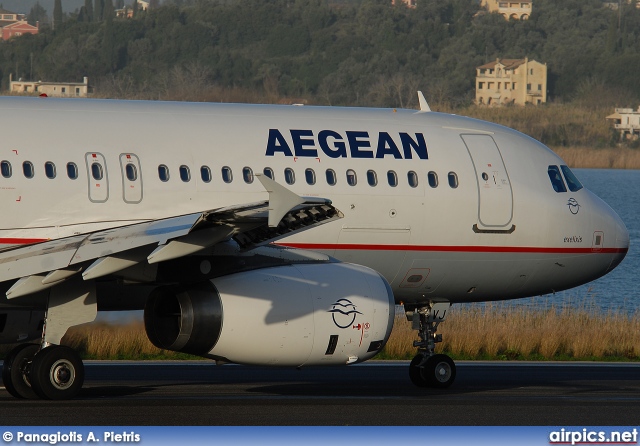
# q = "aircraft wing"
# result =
<box><xmin>1</xmin><ymin>175</ymin><xmax>341</xmax><ymax>298</ymax></box>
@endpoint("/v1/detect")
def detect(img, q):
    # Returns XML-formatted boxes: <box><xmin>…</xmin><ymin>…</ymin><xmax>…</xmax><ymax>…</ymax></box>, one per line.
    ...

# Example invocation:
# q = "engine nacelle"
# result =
<box><xmin>0</xmin><ymin>309</ymin><xmax>44</xmax><ymax>344</ymax></box>
<box><xmin>144</xmin><ymin>263</ymin><xmax>394</xmax><ymax>366</ymax></box>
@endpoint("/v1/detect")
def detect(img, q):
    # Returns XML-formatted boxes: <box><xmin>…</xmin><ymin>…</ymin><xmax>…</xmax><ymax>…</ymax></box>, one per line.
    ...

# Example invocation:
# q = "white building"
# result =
<box><xmin>606</xmin><ymin>107</ymin><xmax>640</xmax><ymax>140</ymax></box>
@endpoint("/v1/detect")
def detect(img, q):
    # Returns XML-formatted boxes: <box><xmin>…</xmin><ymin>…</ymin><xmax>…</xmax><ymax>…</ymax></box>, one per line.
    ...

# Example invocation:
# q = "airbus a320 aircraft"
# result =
<box><xmin>0</xmin><ymin>94</ymin><xmax>629</xmax><ymax>400</ymax></box>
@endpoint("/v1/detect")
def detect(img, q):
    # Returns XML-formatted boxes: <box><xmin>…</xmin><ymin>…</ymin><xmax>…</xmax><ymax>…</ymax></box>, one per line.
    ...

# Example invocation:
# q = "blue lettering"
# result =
<box><xmin>266</xmin><ymin>129</ymin><xmax>428</xmax><ymax>160</ymax></box>
<box><xmin>291</xmin><ymin>129</ymin><xmax>318</xmax><ymax>157</ymax></box>
<box><xmin>266</xmin><ymin>129</ymin><xmax>293</xmax><ymax>157</ymax></box>
<box><xmin>400</xmin><ymin>133</ymin><xmax>428</xmax><ymax>160</ymax></box>
<box><xmin>347</xmin><ymin>131</ymin><xmax>373</xmax><ymax>159</ymax></box>
<box><xmin>318</xmin><ymin>130</ymin><xmax>347</xmax><ymax>158</ymax></box>
<box><xmin>375</xmin><ymin>132</ymin><xmax>403</xmax><ymax>159</ymax></box>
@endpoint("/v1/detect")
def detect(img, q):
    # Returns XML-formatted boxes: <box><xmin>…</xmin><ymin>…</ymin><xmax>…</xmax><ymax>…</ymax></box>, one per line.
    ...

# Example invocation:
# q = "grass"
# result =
<box><xmin>1</xmin><ymin>304</ymin><xmax>637</xmax><ymax>362</ymax></box>
<box><xmin>380</xmin><ymin>303</ymin><xmax>640</xmax><ymax>361</ymax></box>
<box><xmin>552</xmin><ymin>146</ymin><xmax>640</xmax><ymax>169</ymax></box>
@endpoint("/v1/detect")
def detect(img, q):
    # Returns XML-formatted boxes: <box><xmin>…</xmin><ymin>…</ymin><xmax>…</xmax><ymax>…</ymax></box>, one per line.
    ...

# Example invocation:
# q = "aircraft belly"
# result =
<box><xmin>389</xmin><ymin>251</ymin><xmax>614</xmax><ymax>304</ymax></box>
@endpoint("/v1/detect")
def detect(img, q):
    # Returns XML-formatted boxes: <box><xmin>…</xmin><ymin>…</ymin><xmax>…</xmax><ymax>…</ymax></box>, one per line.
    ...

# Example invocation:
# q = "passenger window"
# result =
<box><xmin>67</xmin><ymin>162</ymin><xmax>78</xmax><ymax>180</ymax></box>
<box><xmin>243</xmin><ymin>167</ymin><xmax>254</xmax><ymax>184</ymax></box>
<box><xmin>91</xmin><ymin>163</ymin><xmax>103</xmax><ymax>181</ymax></box>
<box><xmin>408</xmin><ymin>171</ymin><xmax>418</xmax><ymax>188</ymax></box>
<box><xmin>222</xmin><ymin>166</ymin><xmax>233</xmax><ymax>183</ymax></box>
<box><xmin>158</xmin><ymin>164</ymin><xmax>170</xmax><ymax>182</ymax></box>
<box><xmin>179</xmin><ymin>165</ymin><xmax>191</xmax><ymax>182</ymax></box>
<box><xmin>1</xmin><ymin>160</ymin><xmax>11</xmax><ymax>178</ymax></box>
<box><xmin>326</xmin><ymin>169</ymin><xmax>337</xmax><ymax>186</ymax></box>
<box><xmin>428</xmin><ymin>171</ymin><xmax>438</xmax><ymax>188</ymax></box>
<box><xmin>387</xmin><ymin>170</ymin><xmax>398</xmax><ymax>187</ymax></box>
<box><xmin>284</xmin><ymin>168</ymin><xmax>295</xmax><ymax>185</ymax></box>
<box><xmin>561</xmin><ymin>165</ymin><xmax>583</xmax><ymax>192</ymax></box>
<box><xmin>305</xmin><ymin>168</ymin><xmax>316</xmax><ymax>185</ymax></box>
<box><xmin>367</xmin><ymin>170</ymin><xmax>377</xmax><ymax>186</ymax></box>
<box><xmin>45</xmin><ymin>162</ymin><xmax>56</xmax><ymax>179</ymax></box>
<box><xmin>23</xmin><ymin>161</ymin><xmax>34</xmax><ymax>179</ymax></box>
<box><xmin>201</xmin><ymin>166</ymin><xmax>211</xmax><ymax>183</ymax></box>
<box><xmin>548</xmin><ymin>165</ymin><xmax>567</xmax><ymax>193</ymax></box>
<box><xmin>263</xmin><ymin>167</ymin><xmax>274</xmax><ymax>180</ymax></box>
<box><xmin>448</xmin><ymin>172</ymin><xmax>459</xmax><ymax>189</ymax></box>
<box><xmin>125</xmin><ymin>164</ymin><xmax>137</xmax><ymax>181</ymax></box>
<box><xmin>346</xmin><ymin>169</ymin><xmax>357</xmax><ymax>186</ymax></box>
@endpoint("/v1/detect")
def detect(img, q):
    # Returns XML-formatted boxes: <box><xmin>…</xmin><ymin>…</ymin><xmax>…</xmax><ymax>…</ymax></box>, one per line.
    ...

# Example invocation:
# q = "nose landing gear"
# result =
<box><xmin>407</xmin><ymin>302</ymin><xmax>456</xmax><ymax>388</ymax></box>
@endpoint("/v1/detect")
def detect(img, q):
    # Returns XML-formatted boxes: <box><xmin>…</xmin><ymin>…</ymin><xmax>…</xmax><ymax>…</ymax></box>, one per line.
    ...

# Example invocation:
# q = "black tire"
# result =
<box><xmin>422</xmin><ymin>354</ymin><xmax>456</xmax><ymax>388</ymax></box>
<box><xmin>2</xmin><ymin>344</ymin><xmax>40</xmax><ymax>399</ymax></box>
<box><xmin>409</xmin><ymin>354</ymin><xmax>429</xmax><ymax>387</ymax></box>
<box><xmin>30</xmin><ymin>346</ymin><xmax>84</xmax><ymax>400</ymax></box>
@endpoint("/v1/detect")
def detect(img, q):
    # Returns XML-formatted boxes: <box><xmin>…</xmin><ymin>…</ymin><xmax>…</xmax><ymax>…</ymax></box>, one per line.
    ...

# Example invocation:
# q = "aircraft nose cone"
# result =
<box><xmin>609</xmin><ymin>213</ymin><xmax>629</xmax><ymax>272</ymax></box>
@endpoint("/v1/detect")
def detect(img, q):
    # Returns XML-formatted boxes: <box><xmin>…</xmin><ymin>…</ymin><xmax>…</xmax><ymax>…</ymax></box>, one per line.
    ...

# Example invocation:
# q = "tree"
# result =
<box><xmin>27</xmin><ymin>2</ymin><xmax>48</xmax><ymax>26</ymax></box>
<box><xmin>94</xmin><ymin>0</ymin><xmax>104</xmax><ymax>21</ymax></box>
<box><xmin>53</xmin><ymin>0</ymin><xmax>62</xmax><ymax>30</ymax></box>
<box><xmin>103</xmin><ymin>0</ymin><xmax>116</xmax><ymax>70</ymax></box>
<box><xmin>149</xmin><ymin>0</ymin><xmax>159</xmax><ymax>9</ymax></box>
<box><xmin>116</xmin><ymin>0</ymin><xmax>124</xmax><ymax>9</ymax></box>
<box><xmin>85</xmin><ymin>0</ymin><xmax>94</xmax><ymax>22</ymax></box>
<box><xmin>103</xmin><ymin>0</ymin><xmax>114</xmax><ymax>22</ymax></box>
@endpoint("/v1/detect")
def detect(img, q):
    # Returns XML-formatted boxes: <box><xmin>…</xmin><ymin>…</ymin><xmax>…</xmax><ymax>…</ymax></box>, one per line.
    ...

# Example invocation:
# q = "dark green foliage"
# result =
<box><xmin>27</xmin><ymin>2</ymin><xmax>48</xmax><ymax>27</ymax></box>
<box><xmin>2</xmin><ymin>0</ymin><xmax>640</xmax><ymax>107</ymax></box>
<box><xmin>94</xmin><ymin>0</ymin><xmax>103</xmax><ymax>21</ymax></box>
<box><xmin>84</xmin><ymin>0</ymin><xmax>94</xmax><ymax>22</ymax></box>
<box><xmin>53</xmin><ymin>0</ymin><xmax>62</xmax><ymax>29</ymax></box>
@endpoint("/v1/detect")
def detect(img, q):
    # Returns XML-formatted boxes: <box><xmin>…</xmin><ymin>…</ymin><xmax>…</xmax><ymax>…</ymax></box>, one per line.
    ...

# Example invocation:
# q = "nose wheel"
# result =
<box><xmin>407</xmin><ymin>303</ymin><xmax>456</xmax><ymax>388</ymax></box>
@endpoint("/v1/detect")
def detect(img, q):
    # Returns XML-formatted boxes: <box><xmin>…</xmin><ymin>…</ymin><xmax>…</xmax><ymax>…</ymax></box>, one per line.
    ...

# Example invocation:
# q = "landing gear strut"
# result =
<box><xmin>407</xmin><ymin>302</ymin><xmax>456</xmax><ymax>388</ymax></box>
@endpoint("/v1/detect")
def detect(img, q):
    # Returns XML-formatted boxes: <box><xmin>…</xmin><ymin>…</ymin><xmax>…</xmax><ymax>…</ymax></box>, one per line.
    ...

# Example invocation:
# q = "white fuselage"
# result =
<box><xmin>0</xmin><ymin>97</ymin><xmax>629</xmax><ymax>306</ymax></box>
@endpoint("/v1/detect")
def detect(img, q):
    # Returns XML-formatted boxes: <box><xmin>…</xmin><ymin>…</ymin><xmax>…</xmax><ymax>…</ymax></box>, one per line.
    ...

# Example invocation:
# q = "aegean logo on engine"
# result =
<box><xmin>328</xmin><ymin>298</ymin><xmax>363</xmax><ymax>329</ymax></box>
<box><xmin>266</xmin><ymin>129</ymin><xmax>428</xmax><ymax>160</ymax></box>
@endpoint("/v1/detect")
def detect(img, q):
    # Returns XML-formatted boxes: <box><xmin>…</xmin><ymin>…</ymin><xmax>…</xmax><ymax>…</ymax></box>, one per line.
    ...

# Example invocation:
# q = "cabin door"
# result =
<box><xmin>461</xmin><ymin>134</ymin><xmax>513</xmax><ymax>229</ymax></box>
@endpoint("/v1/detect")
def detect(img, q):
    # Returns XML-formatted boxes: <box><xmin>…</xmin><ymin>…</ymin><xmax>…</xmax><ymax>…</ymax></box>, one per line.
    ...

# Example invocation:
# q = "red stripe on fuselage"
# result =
<box><xmin>276</xmin><ymin>243</ymin><xmax>628</xmax><ymax>255</ymax></box>
<box><xmin>0</xmin><ymin>238</ymin><xmax>48</xmax><ymax>245</ymax></box>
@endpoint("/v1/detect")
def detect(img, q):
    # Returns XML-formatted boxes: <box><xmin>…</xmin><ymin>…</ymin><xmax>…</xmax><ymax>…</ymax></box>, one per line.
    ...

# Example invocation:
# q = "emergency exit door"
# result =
<box><xmin>119</xmin><ymin>153</ymin><xmax>143</xmax><ymax>204</ymax></box>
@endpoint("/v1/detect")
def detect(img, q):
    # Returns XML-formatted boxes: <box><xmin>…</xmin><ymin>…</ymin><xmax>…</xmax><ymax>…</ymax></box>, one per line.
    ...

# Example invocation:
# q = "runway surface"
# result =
<box><xmin>1</xmin><ymin>361</ymin><xmax>639</xmax><ymax>425</ymax></box>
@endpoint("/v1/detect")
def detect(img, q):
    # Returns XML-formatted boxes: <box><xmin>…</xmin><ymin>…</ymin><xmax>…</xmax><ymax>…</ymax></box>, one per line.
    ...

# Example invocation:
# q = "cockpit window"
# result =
<box><xmin>560</xmin><ymin>165</ymin><xmax>583</xmax><ymax>192</ymax></box>
<box><xmin>548</xmin><ymin>165</ymin><xmax>567</xmax><ymax>193</ymax></box>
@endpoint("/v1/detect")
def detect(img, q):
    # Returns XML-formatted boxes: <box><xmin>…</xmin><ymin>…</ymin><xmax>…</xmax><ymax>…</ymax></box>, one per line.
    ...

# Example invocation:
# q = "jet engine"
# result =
<box><xmin>144</xmin><ymin>262</ymin><xmax>395</xmax><ymax>366</ymax></box>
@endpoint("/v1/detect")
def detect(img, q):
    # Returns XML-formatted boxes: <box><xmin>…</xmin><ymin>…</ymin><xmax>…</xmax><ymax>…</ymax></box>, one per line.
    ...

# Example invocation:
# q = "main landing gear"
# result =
<box><xmin>407</xmin><ymin>302</ymin><xmax>456</xmax><ymax>388</ymax></box>
<box><xmin>2</xmin><ymin>279</ymin><xmax>96</xmax><ymax>400</ymax></box>
<box><xmin>3</xmin><ymin>344</ymin><xmax>84</xmax><ymax>400</ymax></box>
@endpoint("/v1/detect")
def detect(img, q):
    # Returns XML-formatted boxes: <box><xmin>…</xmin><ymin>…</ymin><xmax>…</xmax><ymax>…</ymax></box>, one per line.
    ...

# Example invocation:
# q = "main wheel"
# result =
<box><xmin>2</xmin><ymin>344</ymin><xmax>39</xmax><ymax>399</ymax></box>
<box><xmin>409</xmin><ymin>354</ymin><xmax>429</xmax><ymax>387</ymax></box>
<box><xmin>422</xmin><ymin>354</ymin><xmax>456</xmax><ymax>388</ymax></box>
<box><xmin>29</xmin><ymin>345</ymin><xmax>84</xmax><ymax>400</ymax></box>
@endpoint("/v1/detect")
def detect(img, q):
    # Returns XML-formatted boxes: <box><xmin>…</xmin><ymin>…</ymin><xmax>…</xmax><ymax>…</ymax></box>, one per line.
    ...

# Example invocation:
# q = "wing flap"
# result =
<box><xmin>1</xmin><ymin>180</ymin><xmax>341</xmax><ymax>294</ymax></box>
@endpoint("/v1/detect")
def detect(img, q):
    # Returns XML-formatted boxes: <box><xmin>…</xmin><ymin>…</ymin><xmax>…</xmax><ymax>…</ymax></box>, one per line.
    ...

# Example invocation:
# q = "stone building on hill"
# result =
<box><xmin>475</xmin><ymin>58</ymin><xmax>547</xmax><ymax>106</ymax></box>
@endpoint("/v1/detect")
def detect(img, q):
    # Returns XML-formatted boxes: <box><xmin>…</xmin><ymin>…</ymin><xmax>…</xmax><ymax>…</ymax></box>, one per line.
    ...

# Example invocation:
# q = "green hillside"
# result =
<box><xmin>2</xmin><ymin>0</ymin><xmax>639</xmax><ymax>110</ymax></box>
